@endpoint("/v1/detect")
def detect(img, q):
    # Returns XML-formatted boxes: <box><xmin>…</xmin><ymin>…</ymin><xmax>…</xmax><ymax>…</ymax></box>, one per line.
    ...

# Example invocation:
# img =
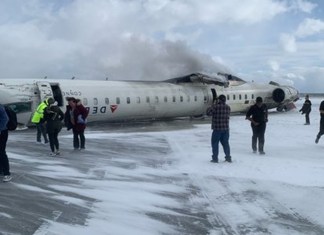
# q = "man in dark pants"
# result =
<box><xmin>246</xmin><ymin>97</ymin><xmax>268</xmax><ymax>155</ymax></box>
<box><xmin>206</xmin><ymin>94</ymin><xmax>232</xmax><ymax>163</ymax></box>
<box><xmin>299</xmin><ymin>94</ymin><xmax>312</xmax><ymax>125</ymax></box>
<box><xmin>315</xmin><ymin>100</ymin><xmax>324</xmax><ymax>144</ymax></box>
<box><xmin>0</xmin><ymin>104</ymin><xmax>12</xmax><ymax>182</ymax></box>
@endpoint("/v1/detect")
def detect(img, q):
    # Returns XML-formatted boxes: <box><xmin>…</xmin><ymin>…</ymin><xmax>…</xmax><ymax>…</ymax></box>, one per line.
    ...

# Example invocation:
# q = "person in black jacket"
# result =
<box><xmin>0</xmin><ymin>104</ymin><xmax>11</xmax><ymax>182</ymax></box>
<box><xmin>315</xmin><ymin>100</ymin><xmax>324</xmax><ymax>144</ymax></box>
<box><xmin>246</xmin><ymin>97</ymin><xmax>268</xmax><ymax>155</ymax></box>
<box><xmin>299</xmin><ymin>94</ymin><xmax>312</xmax><ymax>125</ymax></box>
<box><xmin>43</xmin><ymin>101</ymin><xmax>65</xmax><ymax>156</ymax></box>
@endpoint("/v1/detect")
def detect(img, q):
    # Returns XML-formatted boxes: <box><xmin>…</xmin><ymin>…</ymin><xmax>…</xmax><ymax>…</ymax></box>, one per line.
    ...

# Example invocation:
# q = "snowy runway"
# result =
<box><xmin>1</xmin><ymin>97</ymin><xmax>324</xmax><ymax>235</ymax></box>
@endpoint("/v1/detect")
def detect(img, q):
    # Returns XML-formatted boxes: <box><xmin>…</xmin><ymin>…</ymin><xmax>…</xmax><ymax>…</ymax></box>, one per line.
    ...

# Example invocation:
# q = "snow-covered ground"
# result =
<box><xmin>1</xmin><ymin>96</ymin><xmax>324</xmax><ymax>235</ymax></box>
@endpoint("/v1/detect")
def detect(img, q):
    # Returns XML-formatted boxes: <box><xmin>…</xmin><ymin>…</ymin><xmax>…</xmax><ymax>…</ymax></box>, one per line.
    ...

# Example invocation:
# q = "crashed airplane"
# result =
<box><xmin>0</xmin><ymin>73</ymin><xmax>299</xmax><ymax>127</ymax></box>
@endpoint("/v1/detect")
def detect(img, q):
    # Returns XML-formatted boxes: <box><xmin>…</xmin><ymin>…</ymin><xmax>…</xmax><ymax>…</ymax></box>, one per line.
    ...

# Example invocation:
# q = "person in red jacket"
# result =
<box><xmin>69</xmin><ymin>98</ymin><xmax>89</xmax><ymax>150</ymax></box>
<box><xmin>65</xmin><ymin>97</ymin><xmax>89</xmax><ymax>150</ymax></box>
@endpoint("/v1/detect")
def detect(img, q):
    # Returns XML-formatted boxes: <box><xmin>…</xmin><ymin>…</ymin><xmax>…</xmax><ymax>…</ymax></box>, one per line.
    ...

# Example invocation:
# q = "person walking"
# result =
<box><xmin>65</xmin><ymin>97</ymin><xmax>89</xmax><ymax>150</ymax></box>
<box><xmin>43</xmin><ymin>101</ymin><xmax>65</xmax><ymax>156</ymax></box>
<box><xmin>299</xmin><ymin>94</ymin><xmax>312</xmax><ymax>125</ymax></box>
<box><xmin>0</xmin><ymin>104</ymin><xmax>12</xmax><ymax>182</ymax></box>
<box><xmin>206</xmin><ymin>94</ymin><xmax>232</xmax><ymax>163</ymax></box>
<box><xmin>73</xmin><ymin>99</ymin><xmax>88</xmax><ymax>150</ymax></box>
<box><xmin>315</xmin><ymin>99</ymin><xmax>324</xmax><ymax>144</ymax></box>
<box><xmin>31</xmin><ymin>97</ymin><xmax>54</xmax><ymax>144</ymax></box>
<box><xmin>246</xmin><ymin>97</ymin><xmax>268</xmax><ymax>155</ymax></box>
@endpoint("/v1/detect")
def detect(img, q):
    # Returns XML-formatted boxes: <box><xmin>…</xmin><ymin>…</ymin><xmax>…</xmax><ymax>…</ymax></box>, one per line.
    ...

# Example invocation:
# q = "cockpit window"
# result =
<box><xmin>6</xmin><ymin>102</ymin><xmax>32</xmax><ymax>113</ymax></box>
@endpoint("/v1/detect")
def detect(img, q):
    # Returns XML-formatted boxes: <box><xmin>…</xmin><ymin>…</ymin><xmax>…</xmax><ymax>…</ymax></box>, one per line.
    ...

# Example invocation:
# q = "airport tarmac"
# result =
<box><xmin>1</xmin><ymin>120</ymin><xmax>214</xmax><ymax>235</ymax></box>
<box><xmin>1</xmin><ymin>114</ymin><xmax>324</xmax><ymax>235</ymax></box>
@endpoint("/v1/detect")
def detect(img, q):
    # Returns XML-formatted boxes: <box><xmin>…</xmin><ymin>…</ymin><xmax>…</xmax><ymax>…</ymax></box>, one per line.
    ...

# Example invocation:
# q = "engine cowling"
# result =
<box><xmin>272</xmin><ymin>88</ymin><xmax>285</xmax><ymax>103</ymax></box>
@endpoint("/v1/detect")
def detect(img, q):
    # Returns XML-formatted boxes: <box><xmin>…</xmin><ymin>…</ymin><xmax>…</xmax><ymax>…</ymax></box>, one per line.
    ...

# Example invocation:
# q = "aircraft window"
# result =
<box><xmin>155</xmin><ymin>96</ymin><xmax>159</xmax><ymax>103</ymax></box>
<box><xmin>105</xmin><ymin>98</ymin><xmax>109</xmax><ymax>105</ymax></box>
<box><xmin>245</xmin><ymin>94</ymin><xmax>248</xmax><ymax>99</ymax></box>
<box><xmin>164</xmin><ymin>96</ymin><xmax>168</xmax><ymax>103</ymax></box>
<box><xmin>94</xmin><ymin>98</ymin><xmax>98</xmax><ymax>105</ymax></box>
<box><xmin>116</xmin><ymin>97</ymin><xmax>120</xmax><ymax>104</ymax></box>
<box><xmin>83</xmin><ymin>98</ymin><xmax>88</xmax><ymax>106</ymax></box>
<box><xmin>136</xmin><ymin>97</ymin><xmax>140</xmax><ymax>103</ymax></box>
<box><xmin>227</xmin><ymin>95</ymin><xmax>230</xmax><ymax>100</ymax></box>
<box><xmin>194</xmin><ymin>96</ymin><xmax>197</xmax><ymax>102</ymax></box>
<box><xmin>146</xmin><ymin>96</ymin><xmax>150</xmax><ymax>103</ymax></box>
<box><xmin>6</xmin><ymin>102</ymin><xmax>32</xmax><ymax>114</ymax></box>
<box><xmin>204</xmin><ymin>96</ymin><xmax>207</xmax><ymax>103</ymax></box>
<box><xmin>233</xmin><ymin>95</ymin><xmax>236</xmax><ymax>100</ymax></box>
<box><xmin>127</xmin><ymin>97</ymin><xmax>130</xmax><ymax>104</ymax></box>
<box><xmin>172</xmin><ymin>96</ymin><xmax>176</xmax><ymax>102</ymax></box>
<box><xmin>239</xmin><ymin>94</ymin><xmax>242</xmax><ymax>100</ymax></box>
<box><xmin>180</xmin><ymin>96</ymin><xmax>183</xmax><ymax>102</ymax></box>
<box><xmin>252</xmin><ymin>94</ymin><xmax>254</xmax><ymax>100</ymax></box>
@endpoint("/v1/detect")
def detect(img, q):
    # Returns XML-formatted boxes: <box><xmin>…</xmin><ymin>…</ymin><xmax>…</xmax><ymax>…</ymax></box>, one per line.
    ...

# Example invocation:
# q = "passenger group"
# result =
<box><xmin>207</xmin><ymin>94</ymin><xmax>324</xmax><ymax>163</ymax></box>
<box><xmin>1</xmin><ymin>94</ymin><xmax>323</xmax><ymax>182</ymax></box>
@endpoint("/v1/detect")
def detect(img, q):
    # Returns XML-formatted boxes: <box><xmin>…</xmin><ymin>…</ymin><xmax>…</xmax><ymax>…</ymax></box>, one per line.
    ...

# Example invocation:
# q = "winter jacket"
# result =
<box><xmin>206</xmin><ymin>101</ymin><xmax>231</xmax><ymax>131</ymax></box>
<box><xmin>246</xmin><ymin>103</ymin><xmax>268</xmax><ymax>124</ymax></box>
<box><xmin>299</xmin><ymin>100</ymin><xmax>312</xmax><ymax>114</ymax></box>
<box><xmin>72</xmin><ymin>104</ymin><xmax>89</xmax><ymax>132</ymax></box>
<box><xmin>43</xmin><ymin>105</ymin><xmax>64</xmax><ymax>133</ymax></box>
<box><xmin>0</xmin><ymin>104</ymin><xmax>9</xmax><ymax>132</ymax></box>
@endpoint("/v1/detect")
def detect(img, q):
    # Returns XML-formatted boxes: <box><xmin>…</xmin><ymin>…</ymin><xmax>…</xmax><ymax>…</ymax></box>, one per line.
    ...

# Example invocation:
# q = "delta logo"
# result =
<box><xmin>110</xmin><ymin>105</ymin><xmax>118</xmax><ymax>113</ymax></box>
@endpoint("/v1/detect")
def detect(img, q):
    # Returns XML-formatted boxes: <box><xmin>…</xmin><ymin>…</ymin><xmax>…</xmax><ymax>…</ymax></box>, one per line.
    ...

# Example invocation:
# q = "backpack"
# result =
<box><xmin>4</xmin><ymin>106</ymin><xmax>18</xmax><ymax>131</ymax></box>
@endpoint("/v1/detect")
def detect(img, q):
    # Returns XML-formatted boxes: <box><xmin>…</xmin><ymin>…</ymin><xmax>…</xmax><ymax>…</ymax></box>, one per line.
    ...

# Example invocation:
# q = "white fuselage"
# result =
<box><xmin>0</xmin><ymin>77</ymin><xmax>299</xmax><ymax>127</ymax></box>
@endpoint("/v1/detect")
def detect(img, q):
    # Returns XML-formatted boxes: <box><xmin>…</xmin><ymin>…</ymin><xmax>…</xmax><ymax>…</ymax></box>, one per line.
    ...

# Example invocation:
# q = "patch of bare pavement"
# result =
<box><xmin>1</xmin><ymin>121</ymin><xmax>324</xmax><ymax>235</ymax></box>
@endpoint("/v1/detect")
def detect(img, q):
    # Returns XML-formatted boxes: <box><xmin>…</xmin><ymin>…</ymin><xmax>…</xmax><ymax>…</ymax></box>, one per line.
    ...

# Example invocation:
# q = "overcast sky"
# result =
<box><xmin>0</xmin><ymin>0</ymin><xmax>323</xmax><ymax>92</ymax></box>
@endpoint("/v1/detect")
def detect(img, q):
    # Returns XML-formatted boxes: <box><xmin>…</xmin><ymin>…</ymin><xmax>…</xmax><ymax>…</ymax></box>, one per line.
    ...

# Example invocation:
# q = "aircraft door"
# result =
<box><xmin>36</xmin><ymin>82</ymin><xmax>54</xmax><ymax>102</ymax></box>
<box><xmin>211</xmin><ymin>88</ymin><xmax>217</xmax><ymax>104</ymax></box>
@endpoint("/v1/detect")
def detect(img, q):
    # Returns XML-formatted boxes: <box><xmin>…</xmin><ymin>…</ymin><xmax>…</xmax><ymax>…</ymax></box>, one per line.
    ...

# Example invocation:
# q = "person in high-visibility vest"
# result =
<box><xmin>31</xmin><ymin>97</ymin><xmax>54</xmax><ymax>144</ymax></box>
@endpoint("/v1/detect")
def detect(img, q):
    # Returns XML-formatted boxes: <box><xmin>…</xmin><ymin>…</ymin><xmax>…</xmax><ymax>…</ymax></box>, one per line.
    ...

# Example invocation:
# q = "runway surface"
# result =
<box><xmin>1</xmin><ymin>113</ymin><xmax>324</xmax><ymax>235</ymax></box>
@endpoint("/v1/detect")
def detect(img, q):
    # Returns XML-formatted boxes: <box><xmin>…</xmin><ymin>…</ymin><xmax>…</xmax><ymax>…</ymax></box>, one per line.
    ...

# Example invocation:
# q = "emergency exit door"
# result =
<box><xmin>36</xmin><ymin>82</ymin><xmax>54</xmax><ymax>102</ymax></box>
<box><xmin>211</xmin><ymin>88</ymin><xmax>217</xmax><ymax>103</ymax></box>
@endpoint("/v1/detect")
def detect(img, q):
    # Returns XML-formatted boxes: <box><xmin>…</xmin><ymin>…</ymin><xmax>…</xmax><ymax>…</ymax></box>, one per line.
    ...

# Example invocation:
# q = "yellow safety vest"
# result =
<box><xmin>31</xmin><ymin>102</ymin><xmax>48</xmax><ymax>124</ymax></box>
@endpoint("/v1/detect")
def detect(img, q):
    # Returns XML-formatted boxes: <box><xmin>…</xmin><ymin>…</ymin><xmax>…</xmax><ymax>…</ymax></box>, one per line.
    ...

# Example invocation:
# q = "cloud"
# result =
<box><xmin>0</xmin><ymin>0</ymin><xmax>322</xmax><ymax>94</ymax></box>
<box><xmin>268</xmin><ymin>60</ymin><xmax>280</xmax><ymax>71</ymax></box>
<box><xmin>295</xmin><ymin>18</ymin><xmax>324</xmax><ymax>38</ymax></box>
<box><xmin>290</xmin><ymin>0</ymin><xmax>317</xmax><ymax>13</ymax></box>
<box><xmin>136</xmin><ymin>0</ymin><xmax>290</xmax><ymax>27</ymax></box>
<box><xmin>279</xmin><ymin>17</ymin><xmax>324</xmax><ymax>53</ymax></box>
<box><xmin>287</xmin><ymin>67</ymin><xmax>324</xmax><ymax>92</ymax></box>
<box><xmin>279</xmin><ymin>34</ymin><xmax>297</xmax><ymax>52</ymax></box>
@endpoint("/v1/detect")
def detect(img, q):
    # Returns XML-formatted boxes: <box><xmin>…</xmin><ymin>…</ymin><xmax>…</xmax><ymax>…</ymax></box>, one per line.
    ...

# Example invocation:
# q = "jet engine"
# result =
<box><xmin>271</xmin><ymin>86</ymin><xmax>299</xmax><ymax>111</ymax></box>
<box><xmin>272</xmin><ymin>88</ymin><xmax>286</xmax><ymax>103</ymax></box>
